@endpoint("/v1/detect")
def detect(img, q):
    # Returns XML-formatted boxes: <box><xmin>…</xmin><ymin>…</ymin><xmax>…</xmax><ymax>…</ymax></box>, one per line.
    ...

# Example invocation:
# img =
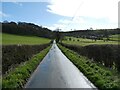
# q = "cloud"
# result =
<box><xmin>58</xmin><ymin>17</ymin><xmax>85</xmax><ymax>24</ymax></box>
<box><xmin>44</xmin><ymin>23</ymin><xmax>67</xmax><ymax>31</ymax></box>
<box><xmin>47</xmin><ymin>0</ymin><xmax>83</xmax><ymax>17</ymax></box>
<box><xmin>12</xmin><ymin>1</ymin><xmax>23</xmax><ymax>6</ymax></box>
<box><xmin>48</xmin><ymin>24</ymin><xmax>66</xmax><ymax>30</ymax></box>
<box><xmin>2</xmin><ymin>0</ymin><xmax>50</xmax><ymax>2</ymax></box>
<box><xmin>48</xmin><ymin>16</ymin><xmax>88</xmax><ymax>31</ymax></box>
<box><xmin>47</xmin><ymin>0</ymin><xmax>119</xmax><ymax>23</ymax></box>
<box><xmin>2</xmin><ymin>0</ymin><xmax>23</xmax><ymax>6</ymax></box>
<box><xmin>46</xmin><ymin>16</ymin><xmax>117</xmax><ymax>31</ymax></box>
<box><xmin>0</xmin><ymin>11</ymin><xmax>10</xmax><ymax>17</ymax></box>
<box><xmin>44</xmin><ymin>26</ymin><xmax>56</xmax><ymax>30</ymax></box>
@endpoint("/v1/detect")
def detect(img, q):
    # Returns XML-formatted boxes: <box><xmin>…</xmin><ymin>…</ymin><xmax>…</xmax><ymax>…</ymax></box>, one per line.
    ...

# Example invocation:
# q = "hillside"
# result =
<box><xmin>1</xmin><ymin>22</ymin><xmax>54</xmax><ymax>39</ymax></box>
<box><xmin>62</xmin><ymin>29</ymin><xmax>120</xmax><ymax>39</ymax></box>
<box><xmin>1</xmin><ymin>33</ymin><xmax>51</xmax><ymax>45</ymax></box>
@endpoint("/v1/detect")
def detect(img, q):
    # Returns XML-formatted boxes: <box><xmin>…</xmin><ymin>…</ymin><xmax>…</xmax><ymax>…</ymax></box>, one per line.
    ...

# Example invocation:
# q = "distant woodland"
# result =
<box><xmin>1</xmin><ymin>21</ymin><xmax>54</xmax><ymax>39</ymax></box>
<box><xmin>1</xmin><ymin>21</ymin><xmax>120</xmax><ymax>40</ymax></box>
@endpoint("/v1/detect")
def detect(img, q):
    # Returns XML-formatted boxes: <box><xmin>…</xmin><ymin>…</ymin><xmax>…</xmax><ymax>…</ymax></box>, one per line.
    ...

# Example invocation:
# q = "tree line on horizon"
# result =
<box><xmin>62</xmin><ymin>28</ymin><xmax>120</xmax><ymax>40</ymax></box>
<box><xmin>1</xmin><ymin>21</ymin><xmax>54</xmax><ymax>39</ymax></box>
<box><xmin>1</xmin><ymin>21</ymin><xmax>120</xmax><ymax>42</ymax></box>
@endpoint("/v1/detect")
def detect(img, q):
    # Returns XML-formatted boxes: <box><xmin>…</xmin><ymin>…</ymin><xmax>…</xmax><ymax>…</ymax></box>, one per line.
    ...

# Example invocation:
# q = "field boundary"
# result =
<box><xmin>2</xmin><ymin>46</ymin><xmax>51</xmax><ymax>88</ymax></box>
<box><xmin>58</xmin><ymin>44</ymin><xmax>120</xmax><ymax>89</ymax></box>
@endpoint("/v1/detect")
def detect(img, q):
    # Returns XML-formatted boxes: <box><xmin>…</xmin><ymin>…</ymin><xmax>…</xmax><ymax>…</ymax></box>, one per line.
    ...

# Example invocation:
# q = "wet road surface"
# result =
<box><xmin>25</xmin><ymin>41</ymin><xmax>97</xmax><ymax>89</ymax></box>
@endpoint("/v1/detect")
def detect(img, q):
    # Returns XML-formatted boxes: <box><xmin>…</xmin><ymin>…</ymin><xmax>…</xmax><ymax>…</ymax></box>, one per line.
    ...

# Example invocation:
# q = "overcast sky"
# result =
<box><xmin>1</xmin><ymin>0</ymin><xmax>119</xmax><ymax>31</ymax></box>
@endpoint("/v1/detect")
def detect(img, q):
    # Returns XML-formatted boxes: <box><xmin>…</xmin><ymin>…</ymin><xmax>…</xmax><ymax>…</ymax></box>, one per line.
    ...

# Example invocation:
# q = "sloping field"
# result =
<box><xmin>1</xmin><ymin>33</ymin><xmax>51</xmax><ymax>45</ymax></box>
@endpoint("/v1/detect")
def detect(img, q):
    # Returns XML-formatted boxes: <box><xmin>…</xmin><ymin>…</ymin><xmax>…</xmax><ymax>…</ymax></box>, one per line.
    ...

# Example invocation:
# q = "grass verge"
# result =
<box><xmin>2</xmin><ymin>46</ymin><xmax>51</xmax><ymax>88</ymax></box>
<box><xmin>58</xmin><ymin>44</ymin><xmax>120</xmax><ymax>90</ymax></box>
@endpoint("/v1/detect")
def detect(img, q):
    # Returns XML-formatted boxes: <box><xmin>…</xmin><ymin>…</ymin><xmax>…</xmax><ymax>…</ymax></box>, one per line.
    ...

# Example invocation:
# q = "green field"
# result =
<box><xmin>109</xmin><ymin>34</ymin><xmax>120</xmax><ymax>41</ymax></box>
<box><xmin>1</xmin><ymin>33</ymin><xmax>51</xmax><ymax>45</ymax></box>
<box><xmin>63</xmin><ymin>36</ymin><xmax>119</xmax><ymax>46</ymax></box>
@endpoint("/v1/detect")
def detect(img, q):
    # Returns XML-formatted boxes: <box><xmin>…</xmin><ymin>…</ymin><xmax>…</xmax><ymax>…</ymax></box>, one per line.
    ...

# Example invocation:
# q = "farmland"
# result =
<box><xmin>1</xmin><ymin>33</ymin><xmax>51</xmax><ymax>45</ymax></box>
<box><xmin>109</xmin><ymin>34</ymin><xmax>120</xmax><ymax>41</ymax></box>
<box><xmin>62</xmin><ymin>35</ymin><xmax>119</xmax><ymax>46</ymax></box>
<box><xmin>2</xmin><ymin>33</ymin><xmax>51</xmax><ymax>79</ymax></box>
<box><xmin>2</xmin><ymin>33</ymin><xmax>51</xmax><ymax>88</ymax></box>
<box><xmin>61</xmin><ymin>34</ymin><xmax>120</xmax><ymax>72</ymax></box>
<box><xmin>1</xmin><ymin>20</ymin><xmax>120</xmax><ymax>89</ymax></box>
<box><xmin>59</xmin><ymin>34</ymin><xmax>120</xmax><ymax>89</ymax></box>
<box><xmin>1</xmin><ymin>1</ymin><xmax>120</xmax><ymax>88</ymax></box>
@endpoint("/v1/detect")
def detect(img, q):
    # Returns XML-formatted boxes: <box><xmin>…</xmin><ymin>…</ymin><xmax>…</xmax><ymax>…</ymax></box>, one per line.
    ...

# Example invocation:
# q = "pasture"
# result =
<box><xmin>62</xmin><ymin>36</ymin><xmax>119</xmax><ymax>46</ymax></box>
<box><xmin>1</xmin><ymin>33</ymin><xmax>51</xmax><ymax>45</ymax></box>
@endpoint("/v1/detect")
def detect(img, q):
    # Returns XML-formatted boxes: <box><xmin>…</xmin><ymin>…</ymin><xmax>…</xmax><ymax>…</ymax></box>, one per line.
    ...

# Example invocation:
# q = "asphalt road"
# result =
<box><xmin>25</xmin><ymin>41</ymin><xmax>97</xmax><ymax>89</ymax></box>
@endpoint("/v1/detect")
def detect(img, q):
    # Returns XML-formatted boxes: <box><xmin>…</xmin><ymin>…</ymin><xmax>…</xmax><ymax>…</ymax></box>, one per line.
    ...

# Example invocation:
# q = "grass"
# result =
<box><xmin>63</xmin><ymin>36</ymin><xmax>119</xmax><ymax>46</ymax></box>
<box><xmin>58</xmin><ymin>44</ymin><xmax>120</xmax><ymax>89</ymax></box>
<box><xmin>1</xmin><ymin>33</ymin><xmax>51</xmax><ymax>45</ymax></box>
<box><xmin>109</xmin><ymin>34</ymin><xmax>120</xmax><ymax>41</ymax></box>
<box><xmin>2</xmin><ymin>46</ymin><xmax>51</xmax><ymax>88</ymax></box>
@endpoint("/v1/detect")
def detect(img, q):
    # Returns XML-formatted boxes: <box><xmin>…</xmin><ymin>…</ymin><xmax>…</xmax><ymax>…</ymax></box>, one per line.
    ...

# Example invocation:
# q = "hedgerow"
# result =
<box><xmin>58</xmin><ymin>44</ymin><xmax>120</xmax><ymax>90</ymax></box>
<box><xmin>2</xmin><ymin>46</ymin><xmax>50</xmax><ymax>88</ymax></box>
<box><xmin>60</xmin><ymin>43</ymin><xmax>120</xmax><ymax>71</ymax></box>
<box><xmin>2</xmin><ymin>43</ymin><xmax>50</xmax><ymax>74</ymax></box>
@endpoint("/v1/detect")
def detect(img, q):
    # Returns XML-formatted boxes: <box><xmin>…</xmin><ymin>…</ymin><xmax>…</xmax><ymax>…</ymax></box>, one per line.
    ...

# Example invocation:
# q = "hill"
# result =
<box><xmin>1</xmin><ymin>33</ymin><xmax>51</xmax><ymax>45</ymax></box>
<box><xmin>1</xmin><ymin>21</ymin><xmax>54</xmax><ymax>39</ymax></box>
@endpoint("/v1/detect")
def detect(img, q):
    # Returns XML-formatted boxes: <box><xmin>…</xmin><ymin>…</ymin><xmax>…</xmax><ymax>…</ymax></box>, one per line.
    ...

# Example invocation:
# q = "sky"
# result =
<box><xmin>0</xmin><ymin>0</ymin><xmax>120</xmax><ymax>31</ymax></box>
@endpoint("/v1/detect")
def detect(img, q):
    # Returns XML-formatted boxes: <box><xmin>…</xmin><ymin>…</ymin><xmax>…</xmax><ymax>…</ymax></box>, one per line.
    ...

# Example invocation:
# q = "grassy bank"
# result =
<box><xmin>58</xmin><ymin>44</ymin><xmax>120</xmax><ymax>89</ymax></box>
<box><xmin>1</xmin><ymin>33</ymin><xmax>51</xmax><ymax>45</ymax></box>
<box><xmin>2</xmin><ymin>46</ymin><xmax>51</xmax><ymax>88</ymax></box>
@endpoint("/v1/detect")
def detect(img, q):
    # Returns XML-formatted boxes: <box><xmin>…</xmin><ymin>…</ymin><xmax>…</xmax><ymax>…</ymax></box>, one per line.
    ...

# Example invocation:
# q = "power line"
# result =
<box><xmin>63</xmin><ymin>1</ymin><xmax>84</xmax><ymax>31</ymax></box>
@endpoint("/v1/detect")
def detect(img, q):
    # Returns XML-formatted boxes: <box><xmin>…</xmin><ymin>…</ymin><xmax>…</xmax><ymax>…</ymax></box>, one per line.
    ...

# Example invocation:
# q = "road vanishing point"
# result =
<box><xmin>25</xmin><ymin>41</ymin><xmax>97</xmax><ymax>89</ymax></box>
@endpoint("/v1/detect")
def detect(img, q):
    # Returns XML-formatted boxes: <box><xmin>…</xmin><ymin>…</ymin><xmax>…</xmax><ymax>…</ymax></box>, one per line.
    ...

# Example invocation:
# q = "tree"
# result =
<box><xmin>2</xmin><ymin>21</ymin><xmax>54</xmax><ymax>39</ymax></box>
<box><xmin>104</xmin><ymin>30</ymin><xmax>109</xmax><ymax>41</ymax></box>
<box><xmin>54</xmin><ymin>28</ymin><xmax>61</xmax><ymax>43</ymax></box>
<box><xmin>69</xmin><ymin>37</ymin><xmax>71</xmax><ymax>41</ymax></box>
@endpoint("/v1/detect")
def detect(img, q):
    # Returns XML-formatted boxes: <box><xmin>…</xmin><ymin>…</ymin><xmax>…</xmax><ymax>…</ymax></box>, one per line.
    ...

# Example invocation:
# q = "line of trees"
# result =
<box><xmin>1</xmin><ymin>21</ymin><xmax>120</xmax><ymax>42</ymax></box>
<box><xmin>1</xmin><ymin>21</ymin><xmax>54</xmax><ymax>39</ymax></box>
<box><xmin>62</xmin><ymin>29</ymin><xmax>120</xmax><ymax>40</ymax></box>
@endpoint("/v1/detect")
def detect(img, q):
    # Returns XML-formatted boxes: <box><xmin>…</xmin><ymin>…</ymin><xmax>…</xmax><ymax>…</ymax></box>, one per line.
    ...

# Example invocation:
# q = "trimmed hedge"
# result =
<box><xmin>2</xmin><ymin>43</ymin><xmax>50</xmax><ymax>74</ymax></box>
<box><xmin>2</xmin><ymin>46</ymin><xmax>50</xmax><ymax>88</ymax></box>
<box><xmin>58</xmin><ymin>44</ymin><xmax>120</xmax><ymax>89</ymax></box>
<box><xmin>60</xmin><ymin>43</ymin><xmax>120</xmax><ymax>71</ymax></box>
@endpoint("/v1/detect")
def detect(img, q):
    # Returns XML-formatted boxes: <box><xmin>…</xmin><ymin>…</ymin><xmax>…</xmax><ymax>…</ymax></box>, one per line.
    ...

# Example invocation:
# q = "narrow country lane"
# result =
<box><xmin>25</xmin><ymin>41</ymin><xmax>97</xmax><ymax>89</ymax></box>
